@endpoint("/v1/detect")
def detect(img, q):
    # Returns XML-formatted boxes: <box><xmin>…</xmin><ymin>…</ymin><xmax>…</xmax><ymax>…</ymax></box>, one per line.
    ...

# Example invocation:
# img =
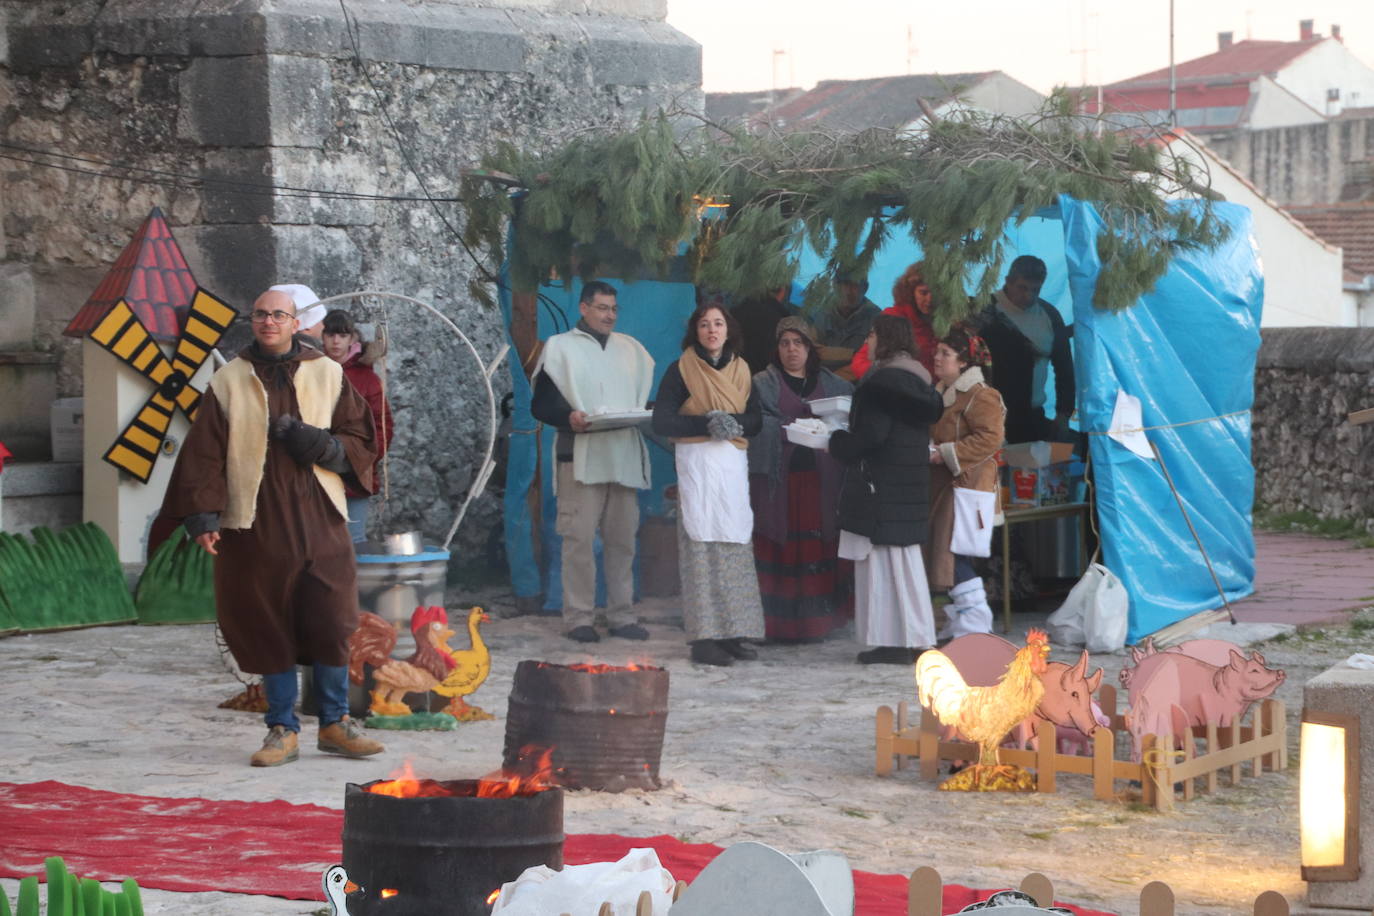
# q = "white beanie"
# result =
<box><xmin>268</xmin><ymin>283</ymin><xmax>325</xmax><ymax>328</ymax></box>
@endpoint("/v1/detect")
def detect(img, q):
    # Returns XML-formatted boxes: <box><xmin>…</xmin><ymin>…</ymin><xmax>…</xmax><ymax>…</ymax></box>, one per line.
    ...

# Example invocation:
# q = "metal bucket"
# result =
<box><xmin>503</xmin><ymin>661</ymin><xmax>669</xmax><ymax>792</ymax></box>
<box><xmin>343</xmin><ymin>780</ymin><xmax>563</xmax><ymax>916</ymax></box>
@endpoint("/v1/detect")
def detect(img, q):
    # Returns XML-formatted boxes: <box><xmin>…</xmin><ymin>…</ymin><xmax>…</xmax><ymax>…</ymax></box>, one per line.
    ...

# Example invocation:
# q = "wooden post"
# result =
<box><xmin>1020</xmin><ymin>873</ymin><xmax>1054</xmax><ymax>908</ymax></box>
<box><xmin>1036</xmin><ymin>720</ymin><xmax>1056</xmax><ymax>793</ymax></box>
<box><xmin>1229</xmin><ymin>720</ymin><xmax>1242</xmax><ymax>784</ymax></box>
<box><xmin>876</xmin><ymin>705</ymin><xmax>895</xmax><ymax>776</ymax></box>
<box><xmin>635</xmin><ymin>890</ymin><xmax>654</xmax><ymax>916</ymax></box>
<box><xmin>896</xmin><ymin>701</ymin><xmax>910</xmax><ymax>771</ymax></box>
<box><xmin>1273</xmin><ymin>700</ymin><xmax>1287</xmax><ymax>772</ymax></box>
<box><xmin>908</xmin><ymin>866</ymin><xmax>942</xmax><ymax>916</ymax></box>
<box><xmin>1251</xmin><ymin>889</ymin><xmax>1289</xmax><ymax>916</ymax></box>
<box><xmin>1346</xmin><ymin>407</ymin><xmax>1374</xmax><ymax>426</ymax></box>
<box><xmin>918</xmin><ymin>709</ymin><xmax>940</xmax><ymax>781</ymax></box>
<box><xmin>1205</xmin><ymin>723</ymin><xmax>1218</xmax><ymax>794</ymax></box>
<box><xmin>1092</xmin><ymin>727</ymin><xmax>1114</xmax><ymax>801</ymax></box>
<box><xmin>1140</xmin><ymin>880</ymin><xmax>1175</xmax><ymax>916</ymax></box>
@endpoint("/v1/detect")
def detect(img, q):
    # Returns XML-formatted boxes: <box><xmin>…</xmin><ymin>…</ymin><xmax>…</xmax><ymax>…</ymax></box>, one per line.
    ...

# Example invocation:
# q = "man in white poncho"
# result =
<box><xmin>531</xmin><ymin>281</ymin><xmax>655</xmax><ymax>643</ymax></box>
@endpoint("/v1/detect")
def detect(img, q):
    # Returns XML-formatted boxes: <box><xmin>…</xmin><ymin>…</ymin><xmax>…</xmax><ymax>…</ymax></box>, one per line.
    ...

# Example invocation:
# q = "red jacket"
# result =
<box><xmin>848</xmin><ymin>302</ymin><xmax>938</xmax><ymax>379</ymax></box>
<box><xmin>343</xmin><ymin>356</ymin><xmax>394</xmax><ymax>497</ymax></box>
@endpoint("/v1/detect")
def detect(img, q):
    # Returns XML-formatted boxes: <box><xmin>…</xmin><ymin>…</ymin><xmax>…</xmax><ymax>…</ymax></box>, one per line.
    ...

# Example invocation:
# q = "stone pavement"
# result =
<box><xmin>1230</xmin><ymin>531</ymin><xmax>1374</xmax><ymax>627</ymax></box>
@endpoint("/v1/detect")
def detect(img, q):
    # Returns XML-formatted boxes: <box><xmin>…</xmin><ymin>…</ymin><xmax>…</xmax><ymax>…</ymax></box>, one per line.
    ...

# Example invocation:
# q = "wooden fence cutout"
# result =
<box><xmin>572</xmin><ymin>868</ymin><xmax>1290</xmax><ymax>915</ymax></box>
<box><xmin>561</xmin><ymin>881</ymin><xmax>687</xmax><ymax>916</ymax></box>
<box><xmin>876</xmin><ymin>684</ymin><xmax>1286</xmax><ymax>811</ymax></box>
<box><xmin>909</xmin><ymin>868</ymin><xmax>1290</xmax><ymax>916</ymax></box>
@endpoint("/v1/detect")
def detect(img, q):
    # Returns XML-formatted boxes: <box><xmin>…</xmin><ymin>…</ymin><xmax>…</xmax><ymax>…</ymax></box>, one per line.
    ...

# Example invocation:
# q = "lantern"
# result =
<box><xmin>1302</xmin><ymin>665</ymin><xmax>1373</xmax><ymax>909</ymax></box>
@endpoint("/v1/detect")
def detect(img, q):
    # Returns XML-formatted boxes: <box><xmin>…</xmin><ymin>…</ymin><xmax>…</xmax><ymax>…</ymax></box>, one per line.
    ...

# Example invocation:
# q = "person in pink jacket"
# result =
<box><xmin>322</xmin><ymin>309</ymin><xmax>394</xmax><ymax>542</ymax></box>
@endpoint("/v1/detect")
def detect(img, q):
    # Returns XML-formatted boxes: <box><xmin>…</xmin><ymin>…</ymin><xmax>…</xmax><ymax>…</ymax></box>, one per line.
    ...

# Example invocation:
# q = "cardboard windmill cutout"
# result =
<box><xmin>64</xmin><ymin>207</ymin><xmax>235</xmax><ymax>483</ymax></box>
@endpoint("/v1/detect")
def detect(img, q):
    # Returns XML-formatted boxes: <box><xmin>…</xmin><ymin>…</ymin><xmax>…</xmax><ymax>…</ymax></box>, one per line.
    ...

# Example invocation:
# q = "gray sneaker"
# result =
<box><xmin>250</xmin><ymin>725</ymin><xmax>299</xmax><ymax>767</ymax></box>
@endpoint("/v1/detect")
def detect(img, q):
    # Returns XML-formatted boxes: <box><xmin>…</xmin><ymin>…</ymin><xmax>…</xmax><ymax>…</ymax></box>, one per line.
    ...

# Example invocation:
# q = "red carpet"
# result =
<box><xmin>0</xmin><ymin>781</ymin><xmax>1112</xmax><ymax>914</ymax></box>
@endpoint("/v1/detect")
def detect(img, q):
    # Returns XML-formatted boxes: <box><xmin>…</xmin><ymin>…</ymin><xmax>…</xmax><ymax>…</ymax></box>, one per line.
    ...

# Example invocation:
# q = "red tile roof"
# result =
<box><xmin>761</xmin><ymin>72</ymin><xmax>998</xmax><ymax>131</ymax></box>
<box><xmin>63</xmin><ymin>207</ymin><xmax>203</xmax><ymax>342</ymax></box>
<box><xmin>1110</xmin><ymin>38</ymin><xmax>1324</xmax><ymax>88</ymax></box>
<box><xmin>1285</xmin><ymin>203</ymin><xmax>1374</xmax><ymax>277</ymax></box>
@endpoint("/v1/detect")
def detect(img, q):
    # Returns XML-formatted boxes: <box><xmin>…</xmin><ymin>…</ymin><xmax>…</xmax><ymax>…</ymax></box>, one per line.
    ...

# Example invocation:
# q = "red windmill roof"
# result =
<box><xmin>63</xmin><ymin>207</ymin><xmax>202</xmax><ymax>342</ymax></box>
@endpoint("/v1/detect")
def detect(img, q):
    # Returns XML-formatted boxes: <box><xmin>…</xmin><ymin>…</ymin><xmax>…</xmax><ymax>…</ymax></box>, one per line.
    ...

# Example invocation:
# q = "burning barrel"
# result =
<box><xmin>342</xmin><ymin>770</ymin><xmax>563</xmax><ymax>916</ymax></box>
<box><xmin>502</xmin><ymin>660</ymin><xmax>669</xmax><ymax>792</ymax></box>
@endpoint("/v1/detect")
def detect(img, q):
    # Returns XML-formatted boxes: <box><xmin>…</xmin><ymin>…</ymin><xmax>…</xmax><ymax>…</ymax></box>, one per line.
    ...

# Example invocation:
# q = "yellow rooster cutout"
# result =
<box><xmin>915</xmin><ymin>628</ymin><xmax>1052</xmax><ymax>791</ymax></box>
<box><xmin>348</xmin><ymin>606</ymin><xmax>492</xmax><ymax>721</ymax></box>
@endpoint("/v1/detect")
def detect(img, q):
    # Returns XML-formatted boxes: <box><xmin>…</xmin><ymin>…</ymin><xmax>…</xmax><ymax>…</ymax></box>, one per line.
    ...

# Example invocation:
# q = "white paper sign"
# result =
<box><xmin>1109</xmin><ymin>390</ymin><xmax>1155</xmax><ymax>460</ymax></box>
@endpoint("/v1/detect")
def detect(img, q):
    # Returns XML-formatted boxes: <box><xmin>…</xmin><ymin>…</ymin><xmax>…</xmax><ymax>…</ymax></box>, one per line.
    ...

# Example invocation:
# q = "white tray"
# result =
<box><xmin>583</xmin><ymin>408</ymin><xmax>653</xmax><ymax>431</ymax></box>
<box><xmin>784</xmin><ymin>423</ymin><xmax>831</xmax><ymax>449</ymax></box>
<box><xmin>809</xmin><ymin>396</ymin><xmax>851</xmax><ymax>418</ymax></box>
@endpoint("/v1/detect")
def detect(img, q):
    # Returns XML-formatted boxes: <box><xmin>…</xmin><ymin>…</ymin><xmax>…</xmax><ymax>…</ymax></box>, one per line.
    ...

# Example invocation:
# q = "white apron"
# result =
<box><xmin>675</xmin><ymin>440</ymin><xmax>753</xmax><ymax>544</ymax></box>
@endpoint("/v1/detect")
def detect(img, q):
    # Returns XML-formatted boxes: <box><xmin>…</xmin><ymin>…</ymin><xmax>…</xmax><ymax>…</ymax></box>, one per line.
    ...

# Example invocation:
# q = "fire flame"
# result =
<box><xmin>476</xmin><ymin>746</ymin><xmax>558</xmax><ymax>797</ymax></box>
<box><xmin>555</xmin><ymin>662</ymin><xmax>653</xmax><ymax>673</ymax></box>
<box><xmin>366</xmin><ymin>760</ymin><xmax>451</xmax><ymax>798</ymax></box>
<box><xmin>486</xmin><ymin>889</ymin><xmax>501</xmax><ymax>905</ymax></box>
<box><xmin>381</xmin><ymin>889</ymin><xmax>398</xmax><ymax>899</ymax></box>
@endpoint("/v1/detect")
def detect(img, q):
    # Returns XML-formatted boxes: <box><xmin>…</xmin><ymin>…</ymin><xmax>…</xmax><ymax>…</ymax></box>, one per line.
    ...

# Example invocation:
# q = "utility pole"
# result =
<box><xmin>907</xmin><ymin>25</ymin><xmax>916</xmax><ymax>74</ymax></box>
<box><xmin>1168</xmin><ymin>0</ymin><xmax>1177</xmax><ymax>128</ymax></box>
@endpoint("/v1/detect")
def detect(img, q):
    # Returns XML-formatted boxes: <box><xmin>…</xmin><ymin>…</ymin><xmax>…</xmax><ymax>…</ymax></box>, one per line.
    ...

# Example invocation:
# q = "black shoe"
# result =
<box><xmin>608</xmin><ymin>624</ymin><xmax>650</xmax><ymax>641</ymax></box>
<box><xmin>719</xmin><ymin>638</ymin><xmax>758</xmax><ymax>660</ymax></box>
<box><xmin>565</xmin><ymin>625</ymin><xmax>600</xmax><ymax>643</ymax></box>
<box><xmin>690</xmin><ymin>639</ymin><xmax>734</xmax><ymax>666</ymax></box>
<box><xmin>856</xmin><ymin>646</ymin><xmax>921</xmax><ymax>665</ymax></box>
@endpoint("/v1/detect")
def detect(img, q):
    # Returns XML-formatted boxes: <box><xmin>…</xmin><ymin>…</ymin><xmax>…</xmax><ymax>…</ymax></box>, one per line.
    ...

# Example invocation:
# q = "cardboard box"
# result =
<box><xmin>50</xmin><ymin>398</ymin><xmax>84</xmax><ymax>463</ymax></box>
<box><xmin>1008</xmin><ymin>461</ymin><xmax>1073</xmax><ymax>507</ymax></box>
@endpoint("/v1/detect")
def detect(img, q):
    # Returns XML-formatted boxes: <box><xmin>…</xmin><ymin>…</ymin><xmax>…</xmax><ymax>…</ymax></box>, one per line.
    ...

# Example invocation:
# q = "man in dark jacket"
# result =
<box><xmin>979</xmin><ymin>255</ymin><xmax>1074</xmax><ymax>444</ymax></box>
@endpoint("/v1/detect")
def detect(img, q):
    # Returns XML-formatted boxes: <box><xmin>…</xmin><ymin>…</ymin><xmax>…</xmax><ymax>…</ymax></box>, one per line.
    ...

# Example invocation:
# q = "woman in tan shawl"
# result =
<box><xmin>652</xmin><ymin>302</ymin><xmax>765</xmax><ymax>666</ymax></box>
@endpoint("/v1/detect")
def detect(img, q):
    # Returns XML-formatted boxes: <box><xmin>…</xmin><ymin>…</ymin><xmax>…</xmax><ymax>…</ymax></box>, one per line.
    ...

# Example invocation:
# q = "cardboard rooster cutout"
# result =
<box><xmin>64</xmin><ymin>207</ymin><xmax>235</xmax><ymax>484</ymax></box>
<box><xmin>348</xmin><ymin>606</ymin><xmax>493</xmax><ymax>727</ymax></box>
<box><xmin>915</xmin><ymin>628</ymin><xmax>1052</xmax><ymax>791</ymax></box>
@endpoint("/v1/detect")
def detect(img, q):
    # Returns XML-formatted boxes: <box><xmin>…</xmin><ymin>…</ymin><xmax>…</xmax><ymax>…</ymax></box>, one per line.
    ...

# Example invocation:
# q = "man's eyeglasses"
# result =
<box><xmin>588</xmin><ymin>304</ymin><xmax>618</xmax><ymax>314</ymax></box>
<box><xmin>250</xmin><ymin>310</ymin><xmax>296</xmax><ymax>324</ymax></box>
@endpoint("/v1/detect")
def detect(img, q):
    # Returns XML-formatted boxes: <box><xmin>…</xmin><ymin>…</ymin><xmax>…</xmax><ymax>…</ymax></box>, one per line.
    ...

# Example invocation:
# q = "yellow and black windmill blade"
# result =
<box><xmin>87</xmin><ymin>290</ymin><xmax>237</xmax><ymax>483</ymax></box>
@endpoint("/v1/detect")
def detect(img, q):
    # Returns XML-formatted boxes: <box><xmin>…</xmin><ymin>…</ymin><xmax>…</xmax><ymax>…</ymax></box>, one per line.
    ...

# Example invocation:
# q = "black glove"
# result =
<box><xmin>271</xmin><ymin>415</ymin><xmax>335</xmax><ymax>466</ymax></box>
<box><xmin>182</xmin><ymin>511</ymin><xmax>220</xmax><ymax>539</ymax></box>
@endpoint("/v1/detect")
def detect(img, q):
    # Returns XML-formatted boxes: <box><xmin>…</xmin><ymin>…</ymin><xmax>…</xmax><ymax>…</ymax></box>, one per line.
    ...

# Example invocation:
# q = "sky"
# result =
<box><xmin>665</xmin><ymin>0</ymin><xmax>1374</xmax><ymax>95</ymax></box>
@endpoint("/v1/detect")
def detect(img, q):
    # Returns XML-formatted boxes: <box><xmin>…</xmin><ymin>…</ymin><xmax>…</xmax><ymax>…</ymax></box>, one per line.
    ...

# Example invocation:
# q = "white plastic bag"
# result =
<box><xmin>949</xmin><ymin>486</ymin><xmax>996</xmax><ymax>558</ymax></box>
<box><xmin>490</xmin><ymin>848</ymin><xmax>675</xmax><ymax>916</ymax></box>
<box><xmin>1046</xmin><ymin>562</ymin><xmax>1128</xmax><ymax>653</ymax></box>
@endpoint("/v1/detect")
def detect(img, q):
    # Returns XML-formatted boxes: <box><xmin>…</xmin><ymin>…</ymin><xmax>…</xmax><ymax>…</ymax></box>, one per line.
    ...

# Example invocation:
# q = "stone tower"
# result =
<box><xmin>0</xmin><ymin>0</ymin><xmax>701</xmax><ymax>548</ymax></box>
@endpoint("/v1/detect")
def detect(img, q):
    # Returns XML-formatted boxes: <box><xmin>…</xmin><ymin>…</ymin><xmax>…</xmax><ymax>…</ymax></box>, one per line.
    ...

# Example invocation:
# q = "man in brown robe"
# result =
<box><xmin>162</xmin><ymin>288</ymin><xmax>384</xmax><ymax>767</ymax></box>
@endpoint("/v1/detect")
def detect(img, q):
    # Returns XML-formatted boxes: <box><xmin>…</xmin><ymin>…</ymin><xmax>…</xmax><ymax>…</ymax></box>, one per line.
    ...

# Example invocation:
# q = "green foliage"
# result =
<box><xmin>0</xmin><ymin>524</ymin><xmax>136</xmax><ymax>634</ymax></box>
<box><xmin>2</xmin><ymin>858</ymin><xmax>143</xmax><ymax>916</ymax></box>
<box><xmin>134</xmin><ymin>526</ymin><xmax>215</xmax><ymax>625</ymax></box>
<box><xmin>459</xmin><ymin>98</ymin><xmax>1230</xmax><ymax>329</ymax></box>
<box><xmin>1253</xmin><ymin>509</ymin><xmax>1374</xmax><ymax>548</ymax></box>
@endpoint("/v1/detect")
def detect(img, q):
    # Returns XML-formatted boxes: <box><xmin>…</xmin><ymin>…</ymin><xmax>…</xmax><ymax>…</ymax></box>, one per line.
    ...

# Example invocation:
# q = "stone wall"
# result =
<box><xmin>1253</xmin><ymin>327</ymin><xmax>1374</xmax><ymax>530</ymax></box>
<box><xmin>1207</xmin><ymin>115</ymin><xmax>1374</xmax><ymax>205</ymax></box>
<box><xmin>0</xmin><ymin>0</ymin><xmax>701</xmax><ymax>551</ymax></box>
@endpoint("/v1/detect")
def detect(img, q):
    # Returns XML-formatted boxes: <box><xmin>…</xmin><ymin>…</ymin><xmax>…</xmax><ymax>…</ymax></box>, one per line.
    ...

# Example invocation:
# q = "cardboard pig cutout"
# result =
<box><xmin>1120</xmin><ymin>638</ymin><xmax>1286</xmax><ymax>760</ymax></box>
<box><xmin>938</xmin><ymin>633</ymin><xmax>1107</xmax><ymax>753</ymax></box>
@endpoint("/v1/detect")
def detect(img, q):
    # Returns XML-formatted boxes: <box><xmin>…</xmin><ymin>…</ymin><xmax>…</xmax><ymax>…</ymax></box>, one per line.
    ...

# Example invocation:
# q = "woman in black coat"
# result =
<box><xmin>829</xmin><ymin>313</ymin><xmax>945</xmax><ymax>664</ymax></box>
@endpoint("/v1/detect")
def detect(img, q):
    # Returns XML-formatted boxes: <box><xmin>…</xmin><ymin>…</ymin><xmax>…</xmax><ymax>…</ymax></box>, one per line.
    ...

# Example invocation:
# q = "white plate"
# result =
<box><xmin>809</xmin><ymin>396</ymin><xmax>852</xmax><ymax>418</ymax></box>
<box><xmin>583</xmin><ymin>408</ymin><xmax>653</xmax><ymax>431</ymax></box>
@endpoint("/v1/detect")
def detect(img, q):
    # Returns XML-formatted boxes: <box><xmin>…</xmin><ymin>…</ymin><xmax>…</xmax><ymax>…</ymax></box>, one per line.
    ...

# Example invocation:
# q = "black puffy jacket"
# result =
<box><xmin>829</xmin><ymin>358</ymin><xmax>944</xmax><ymax>546</ymax></box>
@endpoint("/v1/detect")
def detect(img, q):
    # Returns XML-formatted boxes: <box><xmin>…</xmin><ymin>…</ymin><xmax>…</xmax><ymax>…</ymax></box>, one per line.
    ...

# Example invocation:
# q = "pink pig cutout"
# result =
<box><xmin>1121</xmin><ymin>638</ymin><xmax>1286</xmax><ymax>760</ymax></box>
<box><xmin>934</xmin><ymin>633</ymin><xmax>1108</xmax><ymax>755</ymax></box>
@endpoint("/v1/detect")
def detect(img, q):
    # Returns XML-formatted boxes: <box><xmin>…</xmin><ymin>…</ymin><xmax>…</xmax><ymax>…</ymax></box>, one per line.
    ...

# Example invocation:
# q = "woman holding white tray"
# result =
<box><xmin>828</xmin><ymin>314</ymin><xmax>944</xmax><ymax>664</ymax></box>
<box><xmin>748</xmin><ymin>317</ymin><xmax>854</xmax><ymax>642</ymax></box>
<box><xmin>652</xmin><ymin>302</ymin><xmax>765</xmax><ymax>667</ymax></box>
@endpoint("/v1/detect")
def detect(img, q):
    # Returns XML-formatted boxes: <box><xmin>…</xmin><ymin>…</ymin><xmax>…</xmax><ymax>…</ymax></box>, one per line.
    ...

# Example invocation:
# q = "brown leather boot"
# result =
<box><xmin>318</xmin><ymin>716</ymin><xmax>384</xmax><ymax>758</ymax></box>
<box><xmin>250</xmin><ymin>725</ymin><xmax>299</xmax><ymax>767</ymax></box>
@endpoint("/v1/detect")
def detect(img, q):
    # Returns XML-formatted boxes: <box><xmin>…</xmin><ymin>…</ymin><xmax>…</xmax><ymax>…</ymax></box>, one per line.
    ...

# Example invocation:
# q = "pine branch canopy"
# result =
<box><xmin>458</xmin><ymin>93</ymin><xmax>1230</xmax><ymax>332</ymax></box>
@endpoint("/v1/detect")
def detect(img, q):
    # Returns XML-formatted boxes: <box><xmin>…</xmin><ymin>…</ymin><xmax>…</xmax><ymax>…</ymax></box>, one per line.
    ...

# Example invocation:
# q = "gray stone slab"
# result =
<box><xmin>199</xmin><ymin>149</ymin><xmax>276</xmax><ymax>225</ymax></box>
<box><xmin>580</xmin><ymin>16</ymin><xmax>700</xmax><ymax>87</ymax></box>
<box><xmin>177</xmin><ymin>56</ymin><xmax>272</xmax><ymax>147</ymax></box>
<box><xmin>0</xmin><ymin>263</ymin><xmax>36</xmax><ymax>349</ymax></box>
<box><xmin>179</xmin><ymin>224</ymin><xmax>278</xmax><ymax>308</ymax></box>
<box><xmin>269</xmin><ymin>224</ymin><xmax>363</xmax><ymax>296</ymax></box>
<box><xmin>1259</xmin><ymin>327</ymin><xmax>1374</xmax><ymax>372</ymax></box>
<box><xmin>266</xmin><ymin>54</ymin><xmax>334</xmax><ymax>147</ymax></box>
<box><xmin>1</xmin><ymin>460</ymin><xmax>83</xmax><ymax>498</ymax></box>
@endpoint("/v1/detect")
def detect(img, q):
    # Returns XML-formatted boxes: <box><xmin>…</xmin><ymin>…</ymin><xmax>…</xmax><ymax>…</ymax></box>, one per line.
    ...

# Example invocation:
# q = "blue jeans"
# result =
<box><xmin>263</xmin><ymin>665</ymin><xmax>349</xmax><ymax>732</ymax></box>
<box><xmin>346</xmin><ymin>496</ymin><xmax>370</xmax><ymax>543</ymax></box>
<box><xmin>953</xmin><ymin>554</ymin><xmax>979</xmax><ymax>589</ymax></box>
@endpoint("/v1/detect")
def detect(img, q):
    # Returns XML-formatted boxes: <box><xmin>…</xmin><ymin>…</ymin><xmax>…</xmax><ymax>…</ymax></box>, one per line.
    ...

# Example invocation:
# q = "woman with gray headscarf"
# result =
<box><xmin>747</xmin><ymin>317</ymin><xmax>854</xmax><ymax>641</ymax></box>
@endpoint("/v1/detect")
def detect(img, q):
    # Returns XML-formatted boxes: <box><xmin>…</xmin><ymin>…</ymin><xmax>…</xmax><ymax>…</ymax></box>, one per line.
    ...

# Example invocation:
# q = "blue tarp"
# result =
<box><xmin>1061</xmin><ymin>196</ymin><xmax>1263</xmax><ymax>640</ymax></box>
<box><xmin>502</xmin><ymin>196</ymin><xmax>1264</xmax><ymax>639</ymax></box>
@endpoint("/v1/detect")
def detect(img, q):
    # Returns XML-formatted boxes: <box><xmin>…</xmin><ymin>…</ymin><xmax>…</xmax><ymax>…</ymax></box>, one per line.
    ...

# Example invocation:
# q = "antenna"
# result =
<box><xmin>907</xmin><ymin>25</ymin><xmax>917</xmax><ymax>74</ymax></box>
<box><xmin>771</xmin><ymin>47</ymin><xmax>785</xmax><ymax>105</ymax></box>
